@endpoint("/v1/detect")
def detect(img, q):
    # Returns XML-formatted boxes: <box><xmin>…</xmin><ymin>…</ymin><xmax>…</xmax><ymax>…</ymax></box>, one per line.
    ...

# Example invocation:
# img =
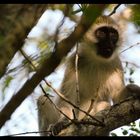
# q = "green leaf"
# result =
<box><xmin>72</xmin><ymin>4</ymin><xmax>88</xmax><ymax>15</ymax></box>
<box><xmin>129</xmin><ymin>78</ymin><xmax>134</xmax><ymax>83</ymax></box>
<box><xmin>131</xmin><ymin>5</ymin><xmax>140</xmax><ymax>27</ymax></box>
<box><xmin>122</xmin><ymin>130</ymin><xmax>128</xmax><ymax>135</ymax></box>
<box><xmin>129</xmin><ymin>128</ymin><xmax>140</xmax><ymax>133</ymax></box>
<box><xmin>125</xmin><ymin>61</ymin><xmax>128</xmax><ymax>67</ymax></box>
<box><xmin>129</xmin><ymin>68</ymin><xmax>135</xmax><ymax>75</ymax></box>
<box><xmin>2</xmin><ymin>75</ymin><xmax>13</xmax><ymax>100</ymax></box>
<box><xmin>130</xmin><ymin>122</ymin><xmax>136</xmax><ymax>127</ymax></box>
<box><xmin>110</xmin><ymin>132</ymin><xmax>117</xmax><ymax>136</ymax></box>
<box><xmin>38</xmin><ymin>40</ymin><xmax>49</xmax><ymax>50</ymax></box>
<box><xmin>129</xmin><ymin>133</ymin><xmax>137</xmax><ymax>136</ymax></box>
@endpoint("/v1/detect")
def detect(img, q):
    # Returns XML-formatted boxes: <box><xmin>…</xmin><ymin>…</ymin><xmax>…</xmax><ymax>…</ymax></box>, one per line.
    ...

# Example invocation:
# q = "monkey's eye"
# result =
<box><xmin>96</xmin><ymin>30</ymin><xmax>106</xmax><ymax>39</ymax></box>
<box><xmin>110</xmin><ymin>32</ymin><xmax>118</xmax><ymax>42</ymax></box>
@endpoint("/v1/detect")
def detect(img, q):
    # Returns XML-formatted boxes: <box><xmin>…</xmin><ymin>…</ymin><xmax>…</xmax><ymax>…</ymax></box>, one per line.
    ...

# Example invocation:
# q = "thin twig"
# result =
<box><xmin>54</xmin><ymin>5</ymin><xmax>71</xmax><ymax>49</ymax></box>
<box><xmin>82</xmin><ymin>99</ymin><xmax>94</xmax><ymax>120</ymax></box>
<box><xmin>108</xmin><ymin>4</ymin><xmax>121</xmax><ymax>16</ymax></box>
<box><xmin>77</xmin><ymin>119</ymin><xmax>103</xmax><ymax>126</ymax></box>
<box><xmin>44</xmin><ymin>81</ymin><xmax>104</xmax><ymax>126</ymax></box>
<box><xmin>39</xmin><ymin>84</ymin><xmax>72</xmax><ymax>122</ymax></box>
<box><xmin>54</xmin><ymin>16</ymin><xmax>65</xmax><ymax>47</ymax></box>
<box><xmin>5</xmin><ymin>130</ymin><xmax>51</xmax><ymax>136</ymax></box>
<box><xmin>120</xmin><ymin>42</ymin><xmax>140</xmax><ymax>54</ymax></box>
<box><xmin>122</xmin><ymin>61</ymin><xmax>140</xmax><ymax>68</ymax></box>
<box><xmin>19</xmin><ymin>48</ymin><xmax>37</xmax><ymax>70</ymax></box>
<box><xmin>72</xmin><ymin>109</ymin><xmax>77</xmax><ymax>120</ymax></box>
<box><xmin>20</xmin><ymin>49</ymin><xmax>72</xmax><ymax>122</ymax></box>
<box><xmin>75</xmin><ymin>42</ymin><xmax>80</xmax><ymax>112</ymax></box>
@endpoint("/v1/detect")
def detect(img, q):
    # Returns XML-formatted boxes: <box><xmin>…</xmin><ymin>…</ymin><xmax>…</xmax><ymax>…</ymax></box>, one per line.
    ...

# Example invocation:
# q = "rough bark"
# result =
<box><xmin>59</xmin><ymin>97</ymin><xmax>140</xmax><ymax>136</ymax></box>
<box><xmin>37</xmin><ymin>84</ymin><xmax>140</xmax><ymax>136</ymax></box>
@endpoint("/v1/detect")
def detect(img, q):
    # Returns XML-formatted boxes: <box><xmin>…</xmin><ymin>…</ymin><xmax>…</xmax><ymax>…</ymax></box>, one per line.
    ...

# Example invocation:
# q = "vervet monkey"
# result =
<box><xmin>37</xmin><ymin>15</ymin><xmax>130</xmax><ymax>135</ymax></box>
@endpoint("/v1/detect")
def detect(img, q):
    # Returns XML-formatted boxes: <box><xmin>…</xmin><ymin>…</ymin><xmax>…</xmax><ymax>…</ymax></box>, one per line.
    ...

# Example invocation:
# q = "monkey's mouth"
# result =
<box><xmin>97</xmin><ymin>47</ymin><xmax>113</xmax><ymax>58</ymax></box>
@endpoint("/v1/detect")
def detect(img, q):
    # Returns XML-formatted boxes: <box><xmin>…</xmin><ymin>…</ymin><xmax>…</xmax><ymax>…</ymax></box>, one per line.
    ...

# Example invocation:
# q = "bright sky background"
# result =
<box><xmin>0</xmin><ymin>4</ymin><xmax>140</xmax><ymax>136</ymax></box>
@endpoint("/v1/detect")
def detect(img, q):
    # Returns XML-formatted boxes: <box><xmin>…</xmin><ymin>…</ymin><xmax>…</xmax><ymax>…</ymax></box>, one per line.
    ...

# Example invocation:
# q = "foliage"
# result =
<box><xmin>131</xmin><ymin>5</ymin><xmax>140</xmax><ymax>27</ymax></box>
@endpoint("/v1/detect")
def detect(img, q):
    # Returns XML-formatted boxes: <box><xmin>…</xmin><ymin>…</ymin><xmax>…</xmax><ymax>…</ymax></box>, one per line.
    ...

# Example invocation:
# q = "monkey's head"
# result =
<box><xmin>84</xmin><ymin>16</ymin><xmax>123</xmax><ymax>61</ymax></box>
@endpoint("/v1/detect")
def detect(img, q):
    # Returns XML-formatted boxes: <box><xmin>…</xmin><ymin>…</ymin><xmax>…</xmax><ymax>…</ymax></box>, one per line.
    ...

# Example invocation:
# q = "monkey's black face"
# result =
<box><xmin>95</xmin><ymin>26</ymin><xmax>119</xmax><ymax>58</ymax></box>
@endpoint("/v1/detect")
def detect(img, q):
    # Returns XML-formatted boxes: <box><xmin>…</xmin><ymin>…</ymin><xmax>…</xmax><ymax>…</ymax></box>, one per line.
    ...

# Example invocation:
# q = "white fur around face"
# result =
<box><xmin>83</xmin><ymin>16</ymin><xmax>124</xmax><ymax>62</ymax></box>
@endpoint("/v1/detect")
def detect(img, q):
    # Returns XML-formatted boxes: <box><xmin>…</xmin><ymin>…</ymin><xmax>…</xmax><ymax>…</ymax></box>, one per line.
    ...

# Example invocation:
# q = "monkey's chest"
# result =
<box><xmin>78</xmin><ymin>69</ymin><xmax>120</xmax><ymax>103</ymax></box>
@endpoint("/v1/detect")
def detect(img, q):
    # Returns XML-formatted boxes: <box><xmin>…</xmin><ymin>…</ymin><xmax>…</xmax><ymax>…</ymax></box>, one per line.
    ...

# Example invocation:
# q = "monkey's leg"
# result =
<box><xmin>90</xmin><ymin>101</ymin><xmax>111</xmax><ymax>116</ymax></box>
<box><xmin>37</xmin><ymin>95</ymin><xmax>60</xmax><ymax>136</ymax></box>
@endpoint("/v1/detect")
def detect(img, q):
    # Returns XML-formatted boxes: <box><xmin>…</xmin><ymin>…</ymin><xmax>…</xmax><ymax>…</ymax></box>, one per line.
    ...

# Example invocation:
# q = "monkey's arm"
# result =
<box><xmin>37</xmin><ymin>96</ymin><xmax>61</xmax><ymax>136</ymax></box>
<box><xmin>37</xmin><ymin>58</ymin><xmax>77</xmax><ymax>136</ymax></box>
<box><xmin>114</xmin><ymin>84</ymin><xmax>140</xmax><ymax>103</ymax></box>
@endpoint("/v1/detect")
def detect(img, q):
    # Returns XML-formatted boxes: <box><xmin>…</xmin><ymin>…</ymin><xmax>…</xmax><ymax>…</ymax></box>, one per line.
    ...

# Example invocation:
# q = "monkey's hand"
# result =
<box><xmin>126</xmin><ymin>84</ymin><xmax>140</xmax><ymax>98</ymax></box>
<box><xmin>48</xmin><ymin>118</ymin><xmax>70</xmax><ymax>136</ymax></box>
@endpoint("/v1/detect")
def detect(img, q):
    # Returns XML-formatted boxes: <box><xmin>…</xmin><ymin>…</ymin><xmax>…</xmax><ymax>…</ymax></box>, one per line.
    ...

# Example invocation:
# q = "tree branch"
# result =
<box><xmin>108</xmin><ymin>4</ymin><xmax>121</xmax><ymax>16</ymax></box>
<box><xmin>0</xmin><ymin>4</ymin><xmax>107</xmax><ymax>129</ymax></box>
<box><xmin>0</xmin><ymin>4</ymin><xmax>48</xmax><ymax>79</ymax></box>
<box><xmin>58</xmin><ymin>87</ymin><xmax>140</xmax><ymax>136</ymax></box>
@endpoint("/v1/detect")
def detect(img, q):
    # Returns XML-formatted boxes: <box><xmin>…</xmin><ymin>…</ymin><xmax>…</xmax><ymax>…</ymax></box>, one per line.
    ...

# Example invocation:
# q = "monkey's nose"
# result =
<box><xmin>106</xmin><ymin>48</ymin><xmax>112</xmax><ymax>54</ymax></box>
<box><xmin>107</xmin><ymin>48</ymin><xmax>111</xmax><ymax>52</ymax></box>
